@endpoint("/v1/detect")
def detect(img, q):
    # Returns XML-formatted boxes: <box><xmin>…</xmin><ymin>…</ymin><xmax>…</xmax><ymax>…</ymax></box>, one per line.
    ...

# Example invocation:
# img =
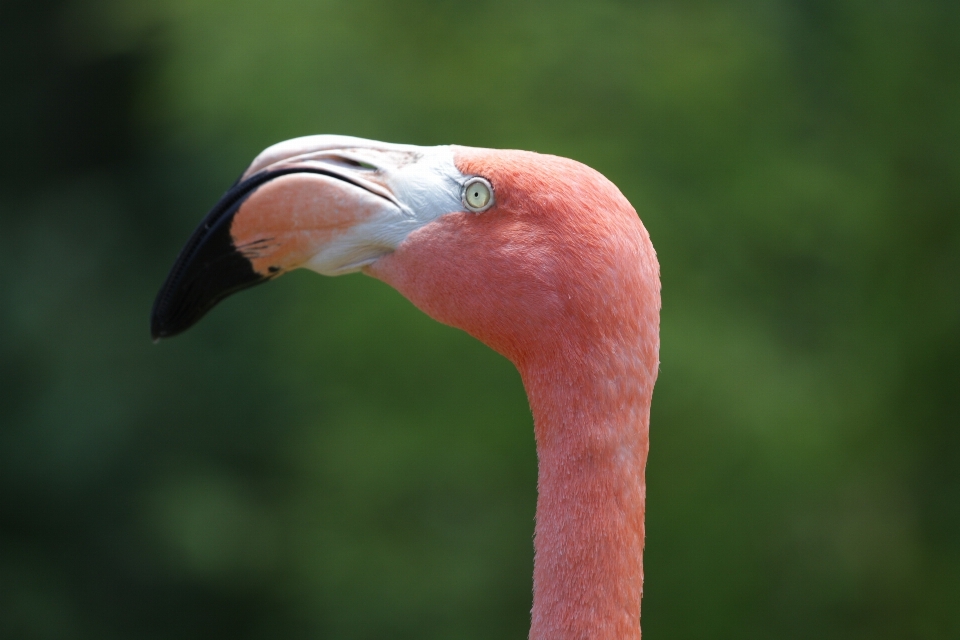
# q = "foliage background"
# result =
<box><xmin>1</xmin><ymin>0</ymin><xmax>958</xmax><ymax>638</ymax></box>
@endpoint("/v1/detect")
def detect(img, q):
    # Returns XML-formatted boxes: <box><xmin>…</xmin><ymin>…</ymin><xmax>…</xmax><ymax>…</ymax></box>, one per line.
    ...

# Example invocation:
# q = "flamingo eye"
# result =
<box><xmin>462</xmin><ymin>177</ymin><xmax>494</xmax><ymax>212</ymax></box>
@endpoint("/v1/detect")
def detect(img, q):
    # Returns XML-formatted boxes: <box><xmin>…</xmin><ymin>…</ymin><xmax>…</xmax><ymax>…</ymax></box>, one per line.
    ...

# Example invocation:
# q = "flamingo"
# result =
<box><xmin>151</xmin><ymin>136</ymin><xmax>660</xmax><ymax>640</ymax></box>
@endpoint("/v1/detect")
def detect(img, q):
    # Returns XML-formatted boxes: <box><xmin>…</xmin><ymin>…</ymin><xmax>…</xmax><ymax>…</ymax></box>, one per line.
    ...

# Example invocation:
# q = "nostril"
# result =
<box><xmin>330</xmin><ymin>156</ymin><xmax>377</xmax><ymax>171</ymax></box>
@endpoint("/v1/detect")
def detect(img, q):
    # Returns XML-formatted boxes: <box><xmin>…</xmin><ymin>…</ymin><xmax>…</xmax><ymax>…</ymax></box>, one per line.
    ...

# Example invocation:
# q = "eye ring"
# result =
<box><xmin>462</xmin><ymin>177</ymin><xmax>494</xmax><ymax>212</ymax></box>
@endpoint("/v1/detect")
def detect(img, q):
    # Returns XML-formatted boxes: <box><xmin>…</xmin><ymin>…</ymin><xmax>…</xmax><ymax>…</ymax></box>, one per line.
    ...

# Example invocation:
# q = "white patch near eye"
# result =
<box><xmin>462</xmin><ymin>177</ymin><xmax>494</xmax><ymax>212</ymax></box>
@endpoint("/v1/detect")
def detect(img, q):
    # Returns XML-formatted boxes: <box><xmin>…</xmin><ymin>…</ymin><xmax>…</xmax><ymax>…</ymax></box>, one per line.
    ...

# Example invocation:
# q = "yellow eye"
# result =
<box><xmin>462</xmin><ymin>177</ymin><xmax>494</xmax><ymax>212</ymax></box>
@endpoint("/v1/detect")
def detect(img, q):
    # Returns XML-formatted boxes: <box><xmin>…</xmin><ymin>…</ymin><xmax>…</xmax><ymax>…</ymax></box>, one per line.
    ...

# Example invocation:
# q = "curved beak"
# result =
<box><xmin>150</xmin><ymin>136</ymin><xmax>463</xmax><ymax>340</ymax></box>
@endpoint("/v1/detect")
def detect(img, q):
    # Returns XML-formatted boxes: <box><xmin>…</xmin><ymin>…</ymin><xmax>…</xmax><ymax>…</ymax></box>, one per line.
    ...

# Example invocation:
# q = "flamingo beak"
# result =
<box><xmin>150</xmin><ymin>136</ymin><xmax>465</xmax><ymax>340</ymax></box>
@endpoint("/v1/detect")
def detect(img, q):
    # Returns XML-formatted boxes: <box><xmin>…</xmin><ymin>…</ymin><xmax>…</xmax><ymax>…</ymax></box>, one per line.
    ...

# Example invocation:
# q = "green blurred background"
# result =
<box><xmin>1</xmin><ymin>0</ymin><xmax>958</xmax><ymax>638</ymax></box>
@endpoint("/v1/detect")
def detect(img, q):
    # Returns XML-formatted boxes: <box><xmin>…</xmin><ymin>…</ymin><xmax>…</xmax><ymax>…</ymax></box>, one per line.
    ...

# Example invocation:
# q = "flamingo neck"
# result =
<box><xmin>365</xmin><ymin>148</ymin><xmax>660</xmax><ymax>638</ymax></box>
<box><xmin>522</xmin><ymin>342</ymin><xmax>652</xmax><ymax>640</ymax></box>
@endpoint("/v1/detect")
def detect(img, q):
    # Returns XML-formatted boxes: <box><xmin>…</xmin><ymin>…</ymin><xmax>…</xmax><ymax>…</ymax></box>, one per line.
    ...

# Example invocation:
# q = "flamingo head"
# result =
<box><xmin>151</xmin><ymin>136</ymin><xmax>655</xmax><ymax>364</ymax></box>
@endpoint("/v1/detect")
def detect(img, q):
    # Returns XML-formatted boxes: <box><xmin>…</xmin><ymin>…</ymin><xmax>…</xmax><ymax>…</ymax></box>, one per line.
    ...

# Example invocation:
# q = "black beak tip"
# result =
<box><xmin>149</xmin><ymin>312</ymin><xmax>175</xmax><ymax>342</ymax></box>
<box><xmin>148</xmin><ymin>290</ymin><xmax>199</xmax><ymax>342</ymax></box>
<box><xmin>149</xmin><ymin>178</ymin><xmax>274</xmax><ymax>342</ymax></box>
<box><xmin>150</xmin><ymin>167</ymin><xmax>323</xmax><ymax>342</ymax></box>
<box><xmin>150</xmin><ymin>320</ymin><xmax>163</xmax><ymax>342</ymax></box>
<box><xmin>149</xmin><ymin>249</ymin><xmax>267</xmax><ymax>342</ymax></box>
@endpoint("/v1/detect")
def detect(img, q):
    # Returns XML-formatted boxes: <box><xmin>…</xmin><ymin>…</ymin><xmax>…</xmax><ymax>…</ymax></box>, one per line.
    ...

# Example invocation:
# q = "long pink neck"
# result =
<box><xmin>368</xmin><ymin>148</ymin><xmax>661</xmax><ymax>639</ymax></box>
<box><xmin>523</xmin><ymin>340</ymin><xmax>652</xmax><ymax>640</ymax></box>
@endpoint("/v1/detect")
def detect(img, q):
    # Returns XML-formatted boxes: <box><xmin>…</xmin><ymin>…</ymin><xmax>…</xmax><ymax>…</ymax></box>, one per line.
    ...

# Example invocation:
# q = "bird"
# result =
<box><xmin>151</xmin><ymin>135</ymin><xmax>660</xmax><ymax>640</ymax></box>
